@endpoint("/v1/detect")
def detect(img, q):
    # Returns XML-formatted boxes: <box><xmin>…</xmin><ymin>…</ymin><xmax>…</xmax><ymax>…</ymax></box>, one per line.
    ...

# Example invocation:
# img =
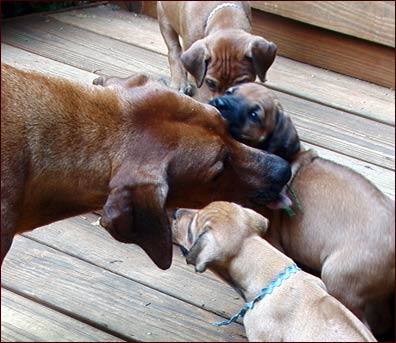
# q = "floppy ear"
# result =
<box><xmin>259</xmin><ymin>104</ymin><xmax>300</xmax><ymax>161</ymax></box>
<box><xmin>100</xmin><ymin>166</ymin><xmax>172</xmax><ymax>270</ymax></box>
<box><xmin>244</xmin><ymin>208</ymin><xmax>270</xmax><ymax>235</ymax></box>
<box><xmin>181</xmin><ymin>40</ymin><xmax>210</xmax><ymax>88</ymax></box>
<box><xmin>246</xmin><ymin>38</ymin><xmax>277</xmax><ymax>82</ymax></box>
<box><xmin>186</xmin><ymin>229</ymin><xmax>217</xmax><ymax>273</ymax></box>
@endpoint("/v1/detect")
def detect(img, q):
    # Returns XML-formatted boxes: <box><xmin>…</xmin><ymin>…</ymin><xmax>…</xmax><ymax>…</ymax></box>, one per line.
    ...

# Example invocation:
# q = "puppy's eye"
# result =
<box><xmin>205</xmin><ymin>79</ymin><xmax>218</xmax><ymax>92</ymax></box>
<box><xmin>248</xmin><ymin>105</ymin><xmax>261</xmax><ymax>122</ymax></box>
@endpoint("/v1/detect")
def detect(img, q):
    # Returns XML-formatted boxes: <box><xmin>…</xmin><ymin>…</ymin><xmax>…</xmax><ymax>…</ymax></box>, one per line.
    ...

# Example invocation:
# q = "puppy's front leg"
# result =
<box><xmin>157</xmin><ymin>5</ymin><xmax>194</xmax><ymax>96</ymax></box>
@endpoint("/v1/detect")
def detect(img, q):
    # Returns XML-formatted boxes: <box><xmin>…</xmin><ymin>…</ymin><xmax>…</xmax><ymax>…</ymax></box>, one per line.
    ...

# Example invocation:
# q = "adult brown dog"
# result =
<box><xmin>157</xmin><ymin>1</ymin><xmax>277</xmax><ymax>102</ymax></box>
<box><xmin>1</xmin><ymin>65</ymin><xmax>291</xmax><ymax>270</ymax></box>
<box><xmin>172</xmin><ymin>202</ymin><xmax>377</xmax><ymax>342</ymax></box>
<box><xmin>209</xmin><ymin>83</ymin><xmax>395</xmax><ymax>334</ymax></box>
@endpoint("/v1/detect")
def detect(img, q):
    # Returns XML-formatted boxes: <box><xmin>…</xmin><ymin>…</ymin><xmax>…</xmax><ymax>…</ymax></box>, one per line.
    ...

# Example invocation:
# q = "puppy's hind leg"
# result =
<box><xmin>321</xmin><ymin>251</ymin><xmax>367</xmax><ymax>322</ymax></box>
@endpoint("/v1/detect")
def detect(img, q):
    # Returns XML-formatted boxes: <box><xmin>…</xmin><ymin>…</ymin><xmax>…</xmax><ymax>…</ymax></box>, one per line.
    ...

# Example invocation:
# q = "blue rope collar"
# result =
<box><xmin>214</xmin><ymin>263</ymin><xmax>300</xmax><ymax>326</ymax></box>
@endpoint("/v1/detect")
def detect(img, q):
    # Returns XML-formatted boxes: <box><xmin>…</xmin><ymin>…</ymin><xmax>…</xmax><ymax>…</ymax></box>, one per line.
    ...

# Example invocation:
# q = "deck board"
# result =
<box><xmin>1</xmin><ymin>289</ymin><xmax>125</xmax><ymax>342</ymax></box>
<box><xmin>22</xmin><ymin>214</ymin><xmax>245</xmax><ymax>320</ymax></box>
<box><xmin>1</xmin><ymin>3</ymin><xmax>394</xmax><ymax>342</ymax></box>
<box><xmin>2</xmin><ymin>236</ymin><xmax>246</xmax><ymax>342</ymax></box>
<box><xmin>2</xmin><ymin>16</ymin><xmax>394</xmax><ymax>169</ymax></box>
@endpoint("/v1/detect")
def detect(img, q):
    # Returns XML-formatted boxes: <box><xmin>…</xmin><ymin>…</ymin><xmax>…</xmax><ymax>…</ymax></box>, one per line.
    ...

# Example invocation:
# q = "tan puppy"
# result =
<box><xmin>157</xmin><ymin>1</ymin><xmax>277</xmax><ymax>102</ymax></box>
<box><xmin>209</xmin><ymin>83</ymin><xmax>395</xmax><ymax>335</ymax></box>
<box><xmin>172</xmin><ymin>202</ymin><xmax>377</xmax><ymax>342</ymax></box>
<box><xmin>1</xmin><ymin>65</ymin><xmax>292</xmax><ymax>270</ymax></box>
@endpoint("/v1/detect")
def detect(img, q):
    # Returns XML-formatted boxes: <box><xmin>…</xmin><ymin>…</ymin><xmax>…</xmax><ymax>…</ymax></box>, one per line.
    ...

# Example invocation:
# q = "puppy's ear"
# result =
<box><xmin>244</xmin><ymin>208</ymin><xmax>270</xmax><ymax>235</ymax></box>
<box><xmin>186</xmin><ymin>229</ymin><xmax>217</xmax><ymax>273</ymax></box>
<box><xmin>181</xmin><ymin>40</ymin><xmax>210</xmax><ymax>88</ymax></box>
<box><xmin>262</xmin><ymin>103</ymin><xmax>300</xmax><ymax>161</ymax></box>
<box><xmin>100</xmin><ymin>167</ymin><xmax>172</xmax><ymax>270</ymax></box>
<box><xmin>246</xmin><ymin>37</ymin><xmax>277</xmax><ymax>82</ymax></box>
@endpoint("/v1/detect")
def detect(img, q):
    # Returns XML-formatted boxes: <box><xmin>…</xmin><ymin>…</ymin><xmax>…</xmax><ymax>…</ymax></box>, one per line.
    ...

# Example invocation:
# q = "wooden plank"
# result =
<box><xmin>2</xmin><ymin>17</ymin><xmax>394</xmax><ymax>169</ymax></box>
<box><xmin>49</xmin><ymin>5</ymin><xmax>395</xmax><ymax>125</ymax></box>
<box><xmin>252</xmin><ymin>10</ymin><xmax>395</xmax><ymax>88</ymax></box>
<box><xmin>2</xmin><ymin>43</ymin><xmax>393</xmax><ymax>199</ymax></box>
<box><xmin>0</xmin><ymin>44</ymin><xmax>96</xmax><ymax>84</ymax></box>
<box><xmin>23</xmin><ymin>214</ymin><xmax>246</xmax><ymax>321</ymax></box>
<box><xmin>2</xmin><ymin>236</ymin><xmax>247</xmax><ymax>342</ymax></box>
<box><xmin>251</xmin><ymin>1</ymin><xmax>395</xmax><ymax>48</ymax></box>
<box><xmin>1</xmin><ymin>288</ymin><xmax>124</xmax><ymax>342</ymax></box>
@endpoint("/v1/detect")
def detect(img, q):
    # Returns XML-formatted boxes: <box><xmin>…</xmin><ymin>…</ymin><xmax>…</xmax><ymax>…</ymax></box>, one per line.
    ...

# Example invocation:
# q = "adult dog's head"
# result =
<box><xmin>96</xmin><ymin>76</ymin><xmax>291</xmax><ymax>270</ymax></box>
<box><xmin>209</xmin><ymin>83</ymin><xmax>300</xmax><ymax>161</ymax></box>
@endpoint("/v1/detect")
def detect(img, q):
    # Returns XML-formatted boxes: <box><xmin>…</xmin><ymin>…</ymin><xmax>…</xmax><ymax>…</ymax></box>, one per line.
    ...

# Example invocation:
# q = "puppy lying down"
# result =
<box><xmin>172</xmin><ymin>201</ymin><xmax>376</xmax><ymax>342</ymax></box>
<box><xmin>209</xmin><ymin>83</ymin><xmax>395</xmax><ymax>336</ymax></box>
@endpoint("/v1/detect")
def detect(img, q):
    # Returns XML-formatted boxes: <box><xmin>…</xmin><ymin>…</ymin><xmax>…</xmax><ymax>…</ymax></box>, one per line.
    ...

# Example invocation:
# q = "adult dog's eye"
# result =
<box><xmin>206</xmin><ymin>79</ymin><xmax>218</xmax><ymax>92</ymax></box>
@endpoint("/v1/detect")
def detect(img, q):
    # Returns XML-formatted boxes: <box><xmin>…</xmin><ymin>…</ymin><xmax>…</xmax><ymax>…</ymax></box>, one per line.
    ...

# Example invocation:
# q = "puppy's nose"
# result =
<box><xmin>209</xmin><ymin>97</ymin><xmax>229</xmax><ymax>110</ymax></box>
<box><xmin>172</xmin><ymin>208</ymin><xmax>179</xmax><ymax>219</ymax></box>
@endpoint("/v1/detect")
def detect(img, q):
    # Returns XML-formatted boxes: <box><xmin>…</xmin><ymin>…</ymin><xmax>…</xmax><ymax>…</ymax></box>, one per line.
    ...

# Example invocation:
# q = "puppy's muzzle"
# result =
<box><xmin>209</xmin><ymin>95</ymin><xmax>248</xmax><ymax>126</ymax></box>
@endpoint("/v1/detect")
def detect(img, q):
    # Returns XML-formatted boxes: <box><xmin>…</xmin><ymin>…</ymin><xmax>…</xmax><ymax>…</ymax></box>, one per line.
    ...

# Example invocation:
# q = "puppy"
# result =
<box><xmin>1</xmin><ymin>65</ymin><xmax>292</xmax><ymax>270</ymax></box>
<box><xmin>157</xmin><ymin>1</ymin><xmax>277</xmax><ymax>102</ymax></box>
<box><xmin>172</xmin><ymin>201</ymin><xmax>377</xmax><ymax>342</ymax></box>
<box><xmin>209</xmin><ymin>83</ymin><xmax>395</xmax><ymax>334</ymax></box>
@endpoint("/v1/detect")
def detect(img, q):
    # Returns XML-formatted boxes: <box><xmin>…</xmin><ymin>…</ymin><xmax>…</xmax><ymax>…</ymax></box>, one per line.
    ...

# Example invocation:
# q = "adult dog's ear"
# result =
<box><xmin>186</xmin><ymin>229</ymin><xmax>217</xmax><ymax>273</ymax></box>
<box><xmin>262</xmin><ymin>103</ymin><xmax>300</xmax><ymax>161</ymax></box>
<box><xmin>246</xmin><ymin>37</ymin><xmax>277</xmax><ymax>82</ymax></box>
<box><xmin>100</xmin><ymin>166</ymin><xmax>172</xmax><ymax>270</ymax></box>
<box><xmin>181</xmin><ymin>40</ymin><xmax>210</xmax><ymax>88</ymax></box>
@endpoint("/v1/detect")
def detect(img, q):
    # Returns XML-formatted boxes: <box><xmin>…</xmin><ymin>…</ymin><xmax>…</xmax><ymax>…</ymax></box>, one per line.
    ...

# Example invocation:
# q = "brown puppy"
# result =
<box><xmin>157</xmin><ymin>1</ymin><xmax>277</xmax><ymax>102</ymax></box>
<box><xmin>1</xmin><ymin>65</ymin><xmax>291</xmax><ymax>270</ymax></box>
<box><xmin>209</xmin><ymin>83</ymin><xmax>395</xmax><ymax>334</ymax></box>
<box><xmin>172</xmin><ymin>202</ymin><xmax>377</xmax><ymax>342</ymax></box>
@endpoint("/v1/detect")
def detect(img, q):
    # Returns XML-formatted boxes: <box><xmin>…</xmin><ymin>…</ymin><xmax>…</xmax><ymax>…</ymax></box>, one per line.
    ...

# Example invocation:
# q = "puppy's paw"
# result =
<box><xmin>180</xmin><ymin>84</ymin><xmax>196</xmax><ymax>97</ymax></box>
<box><xmin>92</xmin><ymin>76</ymin><xmax>106</xmax><ymax>86</ymax></box>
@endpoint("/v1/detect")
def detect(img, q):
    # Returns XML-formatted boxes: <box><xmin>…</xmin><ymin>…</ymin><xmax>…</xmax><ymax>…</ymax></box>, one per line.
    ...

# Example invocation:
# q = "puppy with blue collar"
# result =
<box><xmin>172</xmin><ymin>201</ymin><xmax>376</xmax><ymax>342</ymax></box>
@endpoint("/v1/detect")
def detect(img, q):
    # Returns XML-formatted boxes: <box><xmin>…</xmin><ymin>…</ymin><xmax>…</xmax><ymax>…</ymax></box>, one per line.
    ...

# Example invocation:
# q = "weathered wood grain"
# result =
<box><xmin>22</xmin><ymin>213</ymin><xmax>245</xmax><ymax>320</ymax></box>
<box><xmin>49</xmin><ymin>5</ymin><xmax>395</xmax><ymax>124</ymax></box>
<box><xmin>2</xmin><ymin>236</ymin><xmax>247</xmax><ymax>342</ymax></box>
<box><xmin>2</xmin><ymin>18</ymin><xmax>393</xmax><ymax>169</ymax></box>
<box><xmin>1</xmin><ymin>288</ymin><xmax>125</xmax><ymax>342</ymax></box>
<box><xmin>252</xmin><ymin>10</ymin><xmax>395</xmax><ymax>88</ymax></box>
<box><xmin>251</xmin><ymin>1</ymin><xmax>395</xmax><ymax>47</ymax></box>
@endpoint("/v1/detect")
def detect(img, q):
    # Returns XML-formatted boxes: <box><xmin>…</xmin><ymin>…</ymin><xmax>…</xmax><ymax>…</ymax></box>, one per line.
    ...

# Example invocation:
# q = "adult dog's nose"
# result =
<box><xmin>269</xmin><ymin>154</ymin><xmax>292</xmax><ymax>187</ymax></box>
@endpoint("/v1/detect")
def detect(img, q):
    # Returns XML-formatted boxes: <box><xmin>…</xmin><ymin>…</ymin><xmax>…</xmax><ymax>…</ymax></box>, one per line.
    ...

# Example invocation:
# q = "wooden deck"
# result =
<box><xmin>1</xmin><ymin>3</ymin><xmax>394</xmax><ymax>342</ymax></box>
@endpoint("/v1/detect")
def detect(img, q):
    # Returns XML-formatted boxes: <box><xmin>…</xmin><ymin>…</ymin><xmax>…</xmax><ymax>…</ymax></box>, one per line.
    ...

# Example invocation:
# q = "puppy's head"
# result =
<box><xmin>172</xmin><ymin>201</ymin><xmax>269</xmax><ymax>273</ymax></box>
<box><xmin>181</xmin><ymin>30</ymin><xmax>277</xmax><ymax>102</ymax></box>
<box><xmin>209</xmin><ymin>83</ymin><xmax>300</xmax><ymax>161</ymax></box>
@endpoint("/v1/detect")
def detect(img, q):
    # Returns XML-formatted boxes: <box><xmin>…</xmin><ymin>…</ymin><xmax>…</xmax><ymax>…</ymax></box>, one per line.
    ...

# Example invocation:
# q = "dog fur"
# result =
<box><xmin>157</xmin><ymin>1</ymin><xmax>277</xmax><ymax>102</ymax></box>
<box><xmin>1</xmin><ymin>65</ymin><xmax>292</xmax><ymax>270</ymax></box>
<box><xmin>172</xmin><ymin>201</ymin><xmax>377</xmax><ymax>342</ymax></box>
<box><xmin>209</xmin><ymin>83</ymin><xmax>395</xmax><ymax>335</ymax></box>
